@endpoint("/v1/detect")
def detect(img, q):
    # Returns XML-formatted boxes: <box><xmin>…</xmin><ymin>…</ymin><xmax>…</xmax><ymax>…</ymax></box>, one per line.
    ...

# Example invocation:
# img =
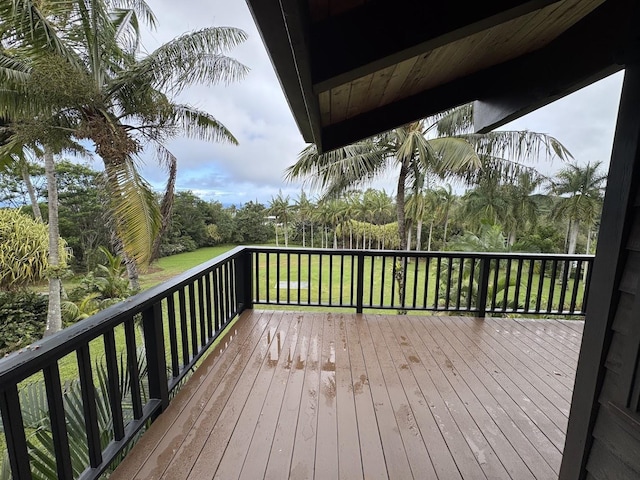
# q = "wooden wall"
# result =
<box><xmin>561</xmin><ymin>63</ymin><xmax>640</xmax><ymax>479</ymax></box>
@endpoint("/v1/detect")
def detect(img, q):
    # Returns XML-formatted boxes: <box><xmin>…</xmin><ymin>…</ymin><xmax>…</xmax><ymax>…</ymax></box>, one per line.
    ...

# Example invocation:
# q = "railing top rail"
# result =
<box><xmin>246</xmin><ymin>245</ymin><xmax>595</xmax><ymax>260</ymax></box>
<box><xmin>0</xmin><ymin>246</ymin><xmax>247</xmax><ymax>385</ymax></box>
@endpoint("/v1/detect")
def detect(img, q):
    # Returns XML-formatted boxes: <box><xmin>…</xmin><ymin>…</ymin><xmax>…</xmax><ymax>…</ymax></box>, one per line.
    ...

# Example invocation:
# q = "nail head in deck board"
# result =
<box><xmin>111</xmin><ymin>310</ymin><xmax>582</xmax><ymax>479</ymax></box>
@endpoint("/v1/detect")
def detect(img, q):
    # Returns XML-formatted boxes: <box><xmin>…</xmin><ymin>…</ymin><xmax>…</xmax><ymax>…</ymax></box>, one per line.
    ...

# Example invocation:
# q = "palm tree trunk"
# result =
<box><xmin>428</xmin><ymin>221</ymin><xmax>434</xmax><ymax>251</ymax></box>
<box><xmin>21</xmin><ymin>163</ymin><xmax>43</xmax><ymax>222</ymax></box>
<box><xmin>43</xmin><ymin>148</ymin><xmax>62</xmax><ymax>337</ymax></box>
<box><xmin>443</xmin><ymin>215</ymin><xmax>450</xmax><ymax>247</ymax></box>
<box><xmin>284</xmin><ymin>221</ymin><xmax>289</xmax><ymax>247</ymax></box>
<box><xmin>416</xmin><ymin>219</ymin><xmax>423</xmax><ymax>251</ymax></box>
<box><xmin>302</xmin><ymin>223</ymin><xmax>306</xmax><ymax>247</ymax></box>
<box><xmin>275</xmin><ymin>224</ymin><xmax>279</xmax><ymax>246</ymax></box>
<box><xmin>124</xmin><ymin>253</ymin><xmax>141</xmax><ymax>291</ymax></box>
<box><xmin>568</xmin><ymin>219</ymin><xmax>579</xmax><ymax>255</ymax></box>
<box><xmin>407</xmin><ymin>228</ymin><xmax>413</xmax><ymax>251</ymax></box>
<box><xmin>396</xmin><ymin>164</ymin><xmax>408</xmax><ymax>250</ymax></box>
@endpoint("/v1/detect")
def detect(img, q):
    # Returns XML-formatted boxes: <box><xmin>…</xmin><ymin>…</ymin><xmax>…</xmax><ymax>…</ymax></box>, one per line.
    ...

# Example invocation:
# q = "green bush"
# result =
<box><xmin>0</xmin><ymin>290</ymin><xmax>48</xmax><ymax>355</ymax></box>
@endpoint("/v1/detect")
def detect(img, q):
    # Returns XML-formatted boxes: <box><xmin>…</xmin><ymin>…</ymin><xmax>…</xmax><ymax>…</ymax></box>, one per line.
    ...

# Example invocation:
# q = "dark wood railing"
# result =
<box><xmin>250</xmin><ymin>247</ymin><xmax>593</xmax><ymax>316</ymax></box>
<box><xmin>0</xmin><ymin>247</ymin><xmax>592</xmax><ymax>479</ymax></box>
<box><xmin>0</xmin><ymin>247</ymin><xmax>247</xmax><ymax>480</ymax></box>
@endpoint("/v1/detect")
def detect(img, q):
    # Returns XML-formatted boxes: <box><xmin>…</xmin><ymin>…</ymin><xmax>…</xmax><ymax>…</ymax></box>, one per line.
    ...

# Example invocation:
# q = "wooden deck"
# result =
<box><xmin>112</xmin><ymin>310</ymin><xmax>584</xmax><ymax>479</ymax></box>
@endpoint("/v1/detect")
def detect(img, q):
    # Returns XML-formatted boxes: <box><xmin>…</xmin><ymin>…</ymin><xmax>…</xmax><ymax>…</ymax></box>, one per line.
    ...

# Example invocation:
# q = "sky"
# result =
<box><xmin>130</xmin><ymin>0</ymin><xmax>625</xmax><ymax>207</ymax></box>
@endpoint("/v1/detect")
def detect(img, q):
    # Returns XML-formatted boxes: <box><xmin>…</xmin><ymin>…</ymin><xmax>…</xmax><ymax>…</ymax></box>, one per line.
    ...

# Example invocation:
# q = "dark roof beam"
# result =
<box><xmin>311</xmin><ymin>0</ymin><xmax>560</xmax><ymax>93</ymax></box>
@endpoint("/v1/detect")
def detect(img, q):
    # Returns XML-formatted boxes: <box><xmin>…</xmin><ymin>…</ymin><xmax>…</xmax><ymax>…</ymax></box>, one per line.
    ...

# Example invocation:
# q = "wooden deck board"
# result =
<box><xmin>112</xmin><ymin>311</ymin><xmax>583</xmax><ymax>480</ymax></box>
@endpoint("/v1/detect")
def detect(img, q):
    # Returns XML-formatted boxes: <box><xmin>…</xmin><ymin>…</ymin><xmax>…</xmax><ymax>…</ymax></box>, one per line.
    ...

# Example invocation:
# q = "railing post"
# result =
<box><xmin>356</xmin><ymin>252</ymin><xmax>365</xmax><ymax>313</ymax></box>
<box><xmin>0</xmin><ymin>386</ymin><xmax>32</xmax><ymax>480</ymax></box>
<box><xmin>236</xmin><ymin>249</ymin><xmax>254</xmax><ymax>311</ymax></box>
<box><xmin>142</xmin><ymin>303</ymin><xmax>169</xmax><ymax>416</ymax></box>
<box><xmin>477</xmin><ymin>257</ymin><xmax>491</xmax><ymax>318</ymax></box>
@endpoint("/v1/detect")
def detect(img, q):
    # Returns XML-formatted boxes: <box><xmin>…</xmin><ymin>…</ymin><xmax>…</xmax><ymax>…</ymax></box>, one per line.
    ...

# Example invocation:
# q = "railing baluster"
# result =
<box><xmin>445</xmin><ymin>257</ymin><xmax>454</xmax><ymax>310</ymax></box>
<box><xmin>167</xmin><ymin>293</ymin><xmax>180</xmax><ymax>378</ymax></box>
<box><xmin>188</xmin><ymin>283</ymin><xmax>198</xmax><ymax>357</ymax></box>
<box><xmin>276</xmin><ymin>252</ymin><xmax>281</xmax><ymax>304</ymax></box>
<box><xmin>456</xmin><ymin>257</ymin><xmax>464</xmax><ymax>310</ymax></box>
<box><xmin>198</xmin><ymin>278</ymin><xmax>206</xmax><ymax>347</ymax></box>
<box><xmin>225</xmin><ymin>261</ymin><xmax>237</xmax><ymax>316</ymax></box>
<box><xmin>318</xmin><ymin>253</ymin><xmax>323</xmax><ymax>305</ymax></box>
<box><xmin>356</xmin><ymin>252</ymin><xmax>364</xmax><ymax>313</ymax></box>
<box><xmin>43</xmin><ymin>363</ymin><xmax>73</xmax><ymax>479</ymax></box>
<box><xmin>350</xmin><ymin>253</ymin><xmax>356</xmax><ymax>307</ymax></box>
<box><xmin>329</xmin><ymin>254</ymin><xmax>334</xmax><ymax>306</ymax></box>
<box><xmin>124</xmin><ymin>318</ymin><xmax>143</xmax><ymax>419</ymax></box>
<box><xmin>536</xmin><ymin>259</ymin><xmax>547</xmax><ymax>313</ymax></box>
<box><xmin>298</xmin><ymin>252</ymin><xmax>302</xmax><ymax>305</ymax></box>
<box><xmin>412</xmin><ymin>256</ymin><xmax>419</xmax><ymax>309</ymax></box>
<box><xmin>503</xmin><ymin>258</ymin><xmax>512</xmax><ymax>312</ymax></box>
<box><xmin>142</xmin><ymin>303</ymin><xmax>169</xmax><ymax>415</ymax></box>
<box><xmin>389</xmin><ymin>256</ymin><xmax>395</xmax><ymax>308</ymax></box>
<box><xmin>0</xmin><ymin>385</ymin><xmax>32</xmax><ymax>479</ymax></box>
<box><xmin>525</xmin><ymin>258</ymin><xmax>535</xmax><ymax>312</ymax></box>
<box><xmin>287</xmin><ymin>252</ymin><xmax>291</xmax><ymax>305</ymax></box>
<box><xmin>255</xmin><ymin>251</ymin><xmax>261</xmax><ymax>304</ymax></box>
<box><xmin>382</xmin><ymin>256</ymin><xmax>388</xmax><ymax>307</ymax></box>
<box><xmin>179</xmin><ymin>288</ymin><xmax>189</xmax><ymax>365</ymax></box>
<box><xmin>514</xmin><ymin>258</ymin><xmax>524</xmax><ymax>313</ymax></box>
<box><xmin>570</xmin><ymin>260</ymin><xmax>583</xmax><ymax>313</ymax></box>
<box><xmin>307</xmin><ymin>253</ymin><xmax>312</xmax><ymax>305</ymax></box>
<box><xmin>547</xmin><ymin>259</ymin><xmax>559</xmax><ymax>313</ymax></box>
<box><xmin>266</xmin><ymin>252</ymin><xmax>271</xmax><ymax>304</ymax></box>
<box><xmin>339</xmin><ymin>254</ymin><xmax>345</xmax><ymax>306</ymax></box>
<box><xmin>104</xmin><ymin>328</ymin><xmax>125</xmax><ymax>440</ymax></box>
<box><xmin>467</xmin><ymin>258</ymin><xmax>476</xmax><ymax>311</ymax></box>
<box><xmin>205</xmin><ymin>273</ymin><xmax>214</xmax><ymax>339</ymax></box>
<box><xmin>491</xmin><ymin>258</ymin><xmax>500</xmax><ymax>312</ymax></box>
<box><xmin>213</xmin><ymin>268</ymin><xmax>221</xmax><ymax>331</ymax></box>
<box><xmin>369</xmin><ymin>255</ymin><xmax>375</xmax><ymax>307</ymax></box>
<box><xmin>477</xmin><ymin>257</ymin><xmax>491</xmax><ymax>317</ymax></box>
<box><xmin>435</xmin><ymin>257</ymin><xmax>442</xmax><ymax>310</ymax></box>
<box><xmin>558</xmin><ymin>258</ymin><xmax>571</xmax><ymax>314</ymax></box>
<box><xmin>423</xmin><ymin>257</ymin><xmax>430</xmax><ymax>309</ymax></box>
<box><xmin>77</xmin><ymin>344</ymin><xmax>102</xmax><ymax>468</ymax></box>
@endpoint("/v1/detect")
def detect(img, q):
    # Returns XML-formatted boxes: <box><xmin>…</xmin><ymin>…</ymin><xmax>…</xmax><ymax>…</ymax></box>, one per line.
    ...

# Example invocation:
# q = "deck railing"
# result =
<box><xmin>250</xmin><ymin>247</ymin><xmax>593</xmax><ymax>316</ymax></box>
<box><xmin>0</xmin><ymin>246</ymin><xmax>592</xmax><ymax>479</ymax></box>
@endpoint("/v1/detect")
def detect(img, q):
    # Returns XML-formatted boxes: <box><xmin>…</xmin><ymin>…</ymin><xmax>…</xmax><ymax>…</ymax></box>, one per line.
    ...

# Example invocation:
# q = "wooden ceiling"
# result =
<box><xmin>246</xmin><ymin>0</ymin><xmax>635</xmax><ymax>152</ymax></box>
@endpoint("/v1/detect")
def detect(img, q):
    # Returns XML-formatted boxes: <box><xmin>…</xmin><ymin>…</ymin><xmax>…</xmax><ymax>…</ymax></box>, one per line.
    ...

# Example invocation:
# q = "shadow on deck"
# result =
<box><xmin>112</xmin><ymin>310</ymin><xmax>583</xmax><ymax>479</ymax></box>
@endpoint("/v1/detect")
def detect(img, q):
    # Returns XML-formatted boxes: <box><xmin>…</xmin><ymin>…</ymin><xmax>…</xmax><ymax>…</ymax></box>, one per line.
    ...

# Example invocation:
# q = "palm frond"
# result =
<box><xmin>434</xmin><ymin>104</ymin><xmax>474</xmax><ymax>137</ymax></box>
<box><xmin>112</xmin><ymin>27</ymin><xmax>248</xmax><ymax>95</ymax></box>
<box><xmin>286</xmin><ymin>141</ymin><xmax>389</xmax><ymax>198</ymax></box>
<box><xmin>171</xmin><ymin>104</ymin><xmax>238</xmax><ymax>144</ymax></box>
<box><xmin>459</xmin><ymin>130</ymin><xmax>573</xmax><ymax>162</ymax></box>
<box><xmin>104</xmin><ymin>156</ymin><xmax>161</xmax><ymax>267</ymax></box>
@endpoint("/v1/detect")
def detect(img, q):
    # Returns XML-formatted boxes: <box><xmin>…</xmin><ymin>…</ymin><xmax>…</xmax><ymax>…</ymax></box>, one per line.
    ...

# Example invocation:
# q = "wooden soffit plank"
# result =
<box><xmin>320</xmin><ymin>0</ymin><xmax>630</xmax><ymax>152</ymax></box>
<box><xmin>310</xmin><ymin>0</ymin><xmax>561</xmax><ymax>92</ymax></box>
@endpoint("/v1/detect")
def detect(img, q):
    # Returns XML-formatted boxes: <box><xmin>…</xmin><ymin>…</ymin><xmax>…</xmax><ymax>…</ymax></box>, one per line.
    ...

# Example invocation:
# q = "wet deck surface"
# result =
<box><xmin>112</xmin><ymin>310</ymin><xmax>583</xmax><ymax>479</ymax></box>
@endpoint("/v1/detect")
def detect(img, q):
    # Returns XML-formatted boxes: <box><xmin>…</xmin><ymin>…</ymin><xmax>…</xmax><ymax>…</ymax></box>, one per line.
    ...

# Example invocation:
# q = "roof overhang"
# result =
<box><xmin>246</xmin><ymin>0</ymin><xmax>635</xmax><ymax>152</ymax></box>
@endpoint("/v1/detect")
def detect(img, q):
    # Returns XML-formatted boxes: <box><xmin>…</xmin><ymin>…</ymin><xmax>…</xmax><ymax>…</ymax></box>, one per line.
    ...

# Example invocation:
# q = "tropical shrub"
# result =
<box><xmin>0</xmin><ymin>209</ymin><xmax>67</xmax><ymax>290</ymax></box>
<box><xmin>0</xmin><ymin>290</ymin><xmax>47</xmax><ymax>355</ymax></box>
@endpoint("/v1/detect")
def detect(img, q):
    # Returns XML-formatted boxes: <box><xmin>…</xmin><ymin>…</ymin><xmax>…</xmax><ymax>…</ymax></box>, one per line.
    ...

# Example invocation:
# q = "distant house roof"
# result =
<box><xmin>246</xmin><ymin>0</ymin><xmax>634</xmax><ymax>152</ymax></box>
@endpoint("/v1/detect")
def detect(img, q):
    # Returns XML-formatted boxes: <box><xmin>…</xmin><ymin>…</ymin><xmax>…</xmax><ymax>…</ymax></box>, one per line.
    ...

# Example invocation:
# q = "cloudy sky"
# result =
<box><xmin>133</xmin><ymin>0</ymin><xmax>625</xmax><ymax>206</ymax></box>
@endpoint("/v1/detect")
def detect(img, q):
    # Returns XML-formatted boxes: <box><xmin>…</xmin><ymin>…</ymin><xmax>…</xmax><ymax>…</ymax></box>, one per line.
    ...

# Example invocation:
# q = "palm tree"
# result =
<box><xmin>286</xmin><ymin>104</ymin><xmax>571</xmax><ymax>251</ymax></box>
<box><xmin>295</xmin><ymin>190</ymin><xmax>314</xmax><ymax>247</ymax></box>
<box><xmin>550</xmin><ymin>161</ymin><xmax>606</xmax><ymax>255</ymax></box>
<box><xmin>501</xmin><ymin>172</ymin><xmax>544</xmax><ymax>245</ymax></box>
<box><xmin>1</xmin><ymin>0</ymin><xmax>247</xmax><ymax>271</ymax></box>
<box><xmin>269</xmin><ymin>191</ymin><xmax>293</xmax><ymax>247</ymax></box>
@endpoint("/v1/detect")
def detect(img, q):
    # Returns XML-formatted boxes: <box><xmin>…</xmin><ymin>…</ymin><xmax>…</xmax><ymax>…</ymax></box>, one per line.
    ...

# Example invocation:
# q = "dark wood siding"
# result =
<box><xmin>582</xmin><ymin>98</ymin><xmax>640</xmax><ymax>480</ymax></box>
